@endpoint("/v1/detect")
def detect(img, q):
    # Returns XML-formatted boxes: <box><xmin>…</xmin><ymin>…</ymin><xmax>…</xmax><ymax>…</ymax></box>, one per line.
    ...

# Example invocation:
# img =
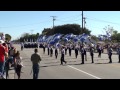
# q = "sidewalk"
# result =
<box><xmin>8</xmin><ymin>69</ymin><xmax>15</xmax><ymax>79</ymax></box>
<box><xmin>0</xmin><ymin>69</ymin><xmax>15</xmax><ymax>79</ymax></box>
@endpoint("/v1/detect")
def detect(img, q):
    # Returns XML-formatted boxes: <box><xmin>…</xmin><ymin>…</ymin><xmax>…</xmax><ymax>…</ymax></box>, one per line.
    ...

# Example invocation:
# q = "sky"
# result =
<box><xmin>0</xmin><ymin>11</ymin><xmax>120</xmax><ymax>40</ymax></box>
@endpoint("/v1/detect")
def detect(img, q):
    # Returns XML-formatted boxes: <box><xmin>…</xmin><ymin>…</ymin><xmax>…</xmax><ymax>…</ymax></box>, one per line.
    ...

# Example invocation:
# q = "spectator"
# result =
<box><xmin>14</xmin><ymin>51</ymin><xmax>23</xmax><ymax>79</ymax></box>
<box><xmin>31</xmin><ymin>48</ymin><xmax>41</xmax><ymax>79</ymax></box>
<box><xmin>0</xmin><ymin>40</ymin><xmax>6</xmax><ymax>79</ymax></box>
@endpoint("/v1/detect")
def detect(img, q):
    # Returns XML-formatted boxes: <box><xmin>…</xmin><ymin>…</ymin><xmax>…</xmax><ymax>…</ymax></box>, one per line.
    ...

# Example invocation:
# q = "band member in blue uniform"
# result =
<box><xmin>47</xmin><ymin>44</ymin><xmax>50</xmax><ymax>55</ymax></box>
<box><xmin>80</xmin><ymin>45</ymin><xmax>85</xmax><ymax>64</ymax></box>
<box><xmin>107</xmin><ymin>45</ymin><xmax>113</xmax><ymax>63</ymax></box>
<box><xmin>90</xmin><ymin>46</ymin><xmax>94</xmax><ymax>63</ymax></box>
<box><xmin>55</xmin><ymin>47</ymin><xmax>58</xmax><ymax>59</ymax></box>
<box><xmin>75</xmin><ymin>45</ymin><xmax>78</xmax><ymax>58</ymax></box>
<box><xmin>60</xmin><ymin>46</ymin><xmax>67</xmax><ymax>65</ymax></box>
<box><xmin>98</xmin><ymin>45</ymin><xmax>102</xmax><ymax>58</ymax></box>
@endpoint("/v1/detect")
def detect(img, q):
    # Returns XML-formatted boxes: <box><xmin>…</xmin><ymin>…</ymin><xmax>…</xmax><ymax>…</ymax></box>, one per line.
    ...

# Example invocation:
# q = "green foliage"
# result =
<box><xmin>110</xmin><ymin>30</ymin><xmax>120</xmax><ymax>43</ymax></box>
<box><xmin>42</xmin><ymin>24</ymin><xmax>91</xmax><ymax>35</ymax></box>
<box><xmin>111</xmin><ymin>33</ymin><xmax>120</xmax><ymax>42</ymax></box>
<box><xmin>113</xmin><ymin>30</ymin><xmax>118</xmax><ymax>35</ymax></box>
<box><xmin>19</xmin><ymin>32</ymin><xmax>40</xmax><ymax>42</ymax></box>
<box><xmin>16</xmin><ymin>24</ymin><xmax>92</xmax><ymax>42</ymax></box>
<box><xmin>91</xmin><ymin>35</ymin><xmax>98</xmax><ymax>42</ymax></box>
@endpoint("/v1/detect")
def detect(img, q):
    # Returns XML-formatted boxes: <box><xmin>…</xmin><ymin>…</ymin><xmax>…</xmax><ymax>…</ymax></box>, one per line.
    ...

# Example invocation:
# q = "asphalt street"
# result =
<box><xmin>9</xmin><ymin>44</ymin><xmax>120</xmax><ymax>79</ymax></box>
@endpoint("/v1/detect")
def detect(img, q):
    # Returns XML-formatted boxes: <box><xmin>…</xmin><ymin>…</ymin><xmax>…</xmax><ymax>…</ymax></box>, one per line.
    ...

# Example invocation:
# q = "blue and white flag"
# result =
<box><xmin>98</xmin><ymin>35</ymin><xmax>103</xmax><ymax>41</ymax></box>
<box><xmin>64</xmin><ymin>33</ymin><xmax>73</xmax><ymax>40</ymax></box>
<box><xmin>56</xmin><ymin>42</ymin><xmax>61</xmax><ymax>48</ymax></box>
<box><xmin>79</xmin><ymin>33</ymin><xmax>89</xmax><ymax>42</ymax></box>
<box><xmin>106</xmin><ymin>31</ymin><xmax>111</xmax><ymax>38</ymax></box>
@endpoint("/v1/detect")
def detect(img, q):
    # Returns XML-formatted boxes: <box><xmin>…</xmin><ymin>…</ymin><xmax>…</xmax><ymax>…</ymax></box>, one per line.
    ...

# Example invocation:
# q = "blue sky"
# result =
<box><xmin>0</xmin><ymin>11</ymin><xmax>120</xmax><ymax>40</ymax></box>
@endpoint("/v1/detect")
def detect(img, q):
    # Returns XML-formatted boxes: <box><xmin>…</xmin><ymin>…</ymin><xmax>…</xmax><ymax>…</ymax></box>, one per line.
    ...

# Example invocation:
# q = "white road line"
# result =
<box><xmin>67</xmin><ymin>65</ymin><xmax>101</xmax><ymax>79</ymax></box>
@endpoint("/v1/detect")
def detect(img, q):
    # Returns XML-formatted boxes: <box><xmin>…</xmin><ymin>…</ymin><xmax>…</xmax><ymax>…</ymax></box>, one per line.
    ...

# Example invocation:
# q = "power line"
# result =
<box><xmin>0</xmin><ymin>20</ymin><xmax>51</xmax><ymax>29</ymax></box>
<box><xmin>0</xmin><ymin>15</ymin><xmax>82</xmax><ymax>29</ymax></box>
<box><xmin>86</xmin><ymin>17</ymin><xmax>120</xmax><ymax>25</ymax></box>
<box><xmin>57</xmin><ymin>18</ymin><xmax>81</xmax><ymax>22</ymax></box>
<box><xmin>75</xmin><ymin>13</ymin><xmax>120</xmax><ymax>26</ymax></box>
<box><xmin>57</xmin><ymin>14</ymin><xmax>81</xmax><ymax>20</ymax></box>
<box><xmin>1</xmin><ymin>13</ymin><xmax>120</xmax><ymax>32</ymax></box>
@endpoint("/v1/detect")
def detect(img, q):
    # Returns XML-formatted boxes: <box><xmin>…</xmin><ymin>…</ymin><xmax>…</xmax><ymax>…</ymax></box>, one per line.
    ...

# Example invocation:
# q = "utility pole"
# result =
<box><xmin>50</xmin><ymin>16</ymin><xmax>56</xmax><ymax>29</ymax></box>
<box><xmin>83</xmin><ymin>17</ymin><xmax>86</xmax><ymax>29</ymax></box>
<box><xmin>81</xmin><ymin>11</ymin><xmax>84</xmax><ymax>45</ymax></box>
<box><xmin>82</xmin><ymin>11</ymin><xmax>83</xmax><ymax>34</ymax></box>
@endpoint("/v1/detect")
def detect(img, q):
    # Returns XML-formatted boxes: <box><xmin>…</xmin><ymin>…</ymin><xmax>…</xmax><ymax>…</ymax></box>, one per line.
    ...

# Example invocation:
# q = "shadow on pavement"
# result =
<box><xmin>95</xmin><ymin>62</ymin><xmax>110</xmax><ymax>64</ymax></box>
<box><xmin>40</xmin><ymin>64</ymin><xmax>64</xmax><ymax>68</ymax></box>
<box><xmin>95</xmin><ymin>62</ymin><xmax>119</xmax><ymax>64</ymax></box>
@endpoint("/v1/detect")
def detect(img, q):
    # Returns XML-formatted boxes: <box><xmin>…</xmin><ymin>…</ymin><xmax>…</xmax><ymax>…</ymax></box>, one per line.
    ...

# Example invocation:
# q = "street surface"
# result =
<box><xmin>9</xmin><ymin>44</ymin><xmax>120</xmax><ymax>79</ymax></box>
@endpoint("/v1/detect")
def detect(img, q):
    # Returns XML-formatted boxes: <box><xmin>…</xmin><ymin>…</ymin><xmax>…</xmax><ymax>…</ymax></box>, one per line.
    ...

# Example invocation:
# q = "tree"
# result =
<box><xmin>36</xmin><ymin>33</ymin><xmax>39</xmax><ymax>37</ymax></box>
<box><xmin>103</xmin><ymin>26</ymin><xmax>119</xmax><ymax>42</ymax></box>
<box><xmin>91</xmin><ymin>35</ymin><xmax>98</xmax><ymax>42</ymax></box>
<box><xmin>103</xmin><ymin>25</ymin><xmax>114</xmax><ymax>35</ymax></box>
<box><xmin>42</xmin><ymin>24</ymin><xmax>91</xmax><ymax>35</ymax></box>
<box><xmin>5</xmin><ymin>34</ymin><xmax>12</xmax><ymax>41</ymax></box>
<box><xmin>21</xmin><ymin>33</ymin><xmax>30</xmax><ymax>37</ymax></box>
<box><xmin>113</xmin><ymin>30</ymin><xmax>118</xmax><ymax>35</ymax></box>
<box><xmin>17</xmin><ymin>32</ymin><xmax>40</xmax><ymax>42</ymax></box>
<box><xmin>111</xmin><ymin>32</ymin><xmax>120</xmax><ymax>42</ymax></box>
<box><xmin>110</xmin><ymin>29</ymin><xmax>120</xmax><ymax>42</ymax></box>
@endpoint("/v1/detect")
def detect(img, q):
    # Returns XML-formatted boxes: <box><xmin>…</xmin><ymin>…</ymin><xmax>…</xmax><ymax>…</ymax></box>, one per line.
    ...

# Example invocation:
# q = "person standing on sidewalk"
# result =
<box><xmin>0</xmin><ymin>41</ymin><xmax>6</xmax><ymax>79</ymax></box>
<box><xmin>2</xmin><ymin>42</ymin><xmax>9</xmax><ymax>78</ymax></box>
<box><xmin>14</xmin><ymin>51</ymin><xmax>23</xmax><ymax>79</ymax></box>
<box><xmin>3</xmin><ymin>42</ymin><xmax>9</xmax><ymax>53</ymax></box>
<box><xmin>31</xmin><ymin>48</ymin><xmax>41</xmax><ymax>79</ymax></box>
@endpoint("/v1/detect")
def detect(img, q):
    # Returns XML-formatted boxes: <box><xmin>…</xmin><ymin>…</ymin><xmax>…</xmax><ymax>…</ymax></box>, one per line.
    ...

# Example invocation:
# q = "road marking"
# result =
<box><xmin>67</xmin><ymin>65</ymin><xmax>101</xmax><ymax>79</ymax></box>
